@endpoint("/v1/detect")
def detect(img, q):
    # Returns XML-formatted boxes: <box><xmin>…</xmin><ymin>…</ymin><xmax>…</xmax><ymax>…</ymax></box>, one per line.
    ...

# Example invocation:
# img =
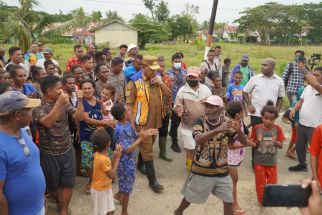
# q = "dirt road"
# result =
<box><xmin>48</xmin><ymin>117</ymin><xmax>311</xmax><ymax>215</ymax></box>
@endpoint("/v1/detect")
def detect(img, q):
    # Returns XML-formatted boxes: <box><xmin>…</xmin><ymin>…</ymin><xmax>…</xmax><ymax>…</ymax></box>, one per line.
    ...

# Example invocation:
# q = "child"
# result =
<box><xmin>91</xmin><ymin>128</ymin><xmax>122</xmax><ymax>215</ymax></box>
<box><xmin>226</xmin><ymin>101</ymin><xmax>254</xmax><ymax>214</ymax></box>
<box><xmin>250</xmin><ymin>100</ymin><xmax>286</xmax><ymax>204</ymax></box>
<box><xmin>212</xmin><ymin>75</ymin><xmax>226</xmax><ymax>102</ymax></box>
<box><xmin>222</xmin><ymin>58</ymin><xmax>231</xmax><ymax>88</ymax></box>
<box><xmin>226</xmin><ymin>71</ymin><xmax>244</xmax><ymax>103</ymax></box>
<box><xmin>101</xmin><ymin>85</ymin><xmax>115</xmax><ymax>121</ymax></box>
<box><xmin>285</xmin><ymin>86</ymin><xmax>304</xmax><ymax>159</ymax></box>
<box><xmin>111</xmin><ymin>103</ymin><xmax>157</xmax><ymax>215</ymax></box>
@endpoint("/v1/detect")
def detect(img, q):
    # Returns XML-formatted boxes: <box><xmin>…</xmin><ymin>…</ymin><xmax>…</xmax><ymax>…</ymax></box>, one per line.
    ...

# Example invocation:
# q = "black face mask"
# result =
<box><xmin>187</xmin><ymin>79</ymin><xmax>199</xmax><ymax>88</ymax></box>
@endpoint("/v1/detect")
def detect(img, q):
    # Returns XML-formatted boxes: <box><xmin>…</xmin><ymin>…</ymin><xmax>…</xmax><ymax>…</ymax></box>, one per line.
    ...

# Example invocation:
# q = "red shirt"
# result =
<box><xmin>309</xmin><ymin>125</ymin><xmax>322</xmax><ymax>186</ymax></box>
<box><xmin>161</xmin><ymin>73</ymin><xmax>172</xmax><ymax>112</ymax></box>
<box><xmin>66</xmin><ymin>55</ymin><xmax>81</xmax><ymax>71</ymax></box>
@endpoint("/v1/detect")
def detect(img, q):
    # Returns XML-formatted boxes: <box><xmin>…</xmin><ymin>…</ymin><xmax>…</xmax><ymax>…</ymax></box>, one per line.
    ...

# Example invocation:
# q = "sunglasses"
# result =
<box><xmin>18</xmin><ymin>138</ymin><xmax>31</xmax><ymax>157</ymax></box>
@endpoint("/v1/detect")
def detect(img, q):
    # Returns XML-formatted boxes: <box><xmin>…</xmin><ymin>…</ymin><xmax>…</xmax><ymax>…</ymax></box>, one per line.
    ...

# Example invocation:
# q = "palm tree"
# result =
<box><xmin>2</xmin><ymin>0</ymin><xmax>41</xmax><ymax>52</ymax></box>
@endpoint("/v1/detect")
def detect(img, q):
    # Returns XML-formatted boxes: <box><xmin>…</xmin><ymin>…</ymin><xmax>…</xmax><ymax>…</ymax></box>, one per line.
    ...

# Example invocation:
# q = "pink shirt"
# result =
<box><xmin>102</xmin><ymin>99</ymin><xmax>113</xmax><ymax>120</ymax></box>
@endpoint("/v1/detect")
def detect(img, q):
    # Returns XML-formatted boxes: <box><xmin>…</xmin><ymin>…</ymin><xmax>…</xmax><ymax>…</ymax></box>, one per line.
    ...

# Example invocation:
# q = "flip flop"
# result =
<box><xmin>233</xmin><ymin>209</ymin><xmax>246</xmax><ymax>215</ymax></box>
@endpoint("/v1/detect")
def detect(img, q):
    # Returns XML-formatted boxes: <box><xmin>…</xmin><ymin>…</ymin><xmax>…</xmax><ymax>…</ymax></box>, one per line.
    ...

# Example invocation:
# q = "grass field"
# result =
<box><xmin>2</xmin><ymin>42</ymin><xmax>322</xmax><ymax>74</ymax></box>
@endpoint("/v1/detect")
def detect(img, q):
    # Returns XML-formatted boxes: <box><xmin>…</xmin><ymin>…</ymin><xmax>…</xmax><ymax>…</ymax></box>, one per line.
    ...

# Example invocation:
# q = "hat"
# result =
<box><xmin>0</xmin><ymin>91</ymin><xmax>41</xmax><ymax>116</ymax></box>
<box><xmin>204</xmin><ymin>95</ymin><xmax>224</xmax><ymax>107</ymax></box>
<box><xmin>37</xmin><ymin>42</ymin><xmax>44</xmax><ymax>46</ymax></box>
<box><xmin>43</xmin><ymin>48</ymin><xmax>52</xmax><ymax>54</ymax></box>
<box><xmin>186</xmin><ymin>67</ymin><xmax>200</xmax><ymax>77</ymax></box>
<box><xmin>127</xmin><ymin>44</ymin><xmax>138</xmax><ymax>53</ymax></box>
<box><xmin>241</xmin><ymin>54</ymin><xmax>249</xmax><ymax>61</ymax></box>
<box><xmin>143</xmin><ymin>55</ymin><xmax>160</xmax><ymax>70</ymax></box>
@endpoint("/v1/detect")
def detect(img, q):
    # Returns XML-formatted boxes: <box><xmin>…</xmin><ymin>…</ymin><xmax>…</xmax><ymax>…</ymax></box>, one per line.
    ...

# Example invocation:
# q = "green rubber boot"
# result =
<box><xmin>159</xmin><ymin>136</ymin><xmax>173</xmax><ymax>162</ymax></box>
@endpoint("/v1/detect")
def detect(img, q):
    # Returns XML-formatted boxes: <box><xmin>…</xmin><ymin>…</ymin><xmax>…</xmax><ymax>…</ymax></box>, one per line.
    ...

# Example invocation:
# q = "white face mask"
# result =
<box><xmin>173</xmin><ymin>62</ymin><xmax>182</xmax><ymax>70</ymax></box>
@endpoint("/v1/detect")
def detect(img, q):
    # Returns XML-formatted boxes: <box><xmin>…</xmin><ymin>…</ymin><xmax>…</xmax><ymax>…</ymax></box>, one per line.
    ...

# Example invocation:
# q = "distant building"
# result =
<box><xmin>90</xmin><ymin>20</ymin><xmax>140</xmax><ymax>48</ymax></box>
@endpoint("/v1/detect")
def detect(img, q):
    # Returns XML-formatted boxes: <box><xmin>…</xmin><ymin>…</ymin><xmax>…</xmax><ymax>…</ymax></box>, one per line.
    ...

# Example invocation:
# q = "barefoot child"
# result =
<box><xmin>91</xmin><ymin>128</ymin><xmax>122</xmax><ymax>215</ymax></box>
<box><xmin>250</xmin><ymin>101</ymin><xmax>286</xmax><ymax>204</ymax></box>
<box><xmin>111</xmin><ymin>103</ymin><xmax>158</xmax><ymax>215</ymax></box>
<box><xmin>226</xmin><ymin>101</ymin><xmax>255</xmax><ymax>214</ymax></box>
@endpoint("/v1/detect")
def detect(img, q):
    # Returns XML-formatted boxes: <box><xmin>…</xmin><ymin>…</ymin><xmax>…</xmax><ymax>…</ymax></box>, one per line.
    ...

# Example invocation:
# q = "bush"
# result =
<box><xmin>39</xmin><ymin>36</ymin><xmax>74</xmax><ymax>44</ymax></box>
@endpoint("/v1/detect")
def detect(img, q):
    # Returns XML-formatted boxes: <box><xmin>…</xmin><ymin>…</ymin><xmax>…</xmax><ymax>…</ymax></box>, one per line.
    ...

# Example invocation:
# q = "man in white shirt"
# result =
<box><xmin>289</xmin><ymin>66</ymin><xmax>322</xmax><ymax>172</ymax></box>
<box><xmin>5</xmin><ymin>47</ymin><xmax>30</xmax><ymax>77</ymax></box>
<box><xmin>36</xmin><ymin>48</ymin><xmax>59</xmax><ymax>69</ymax></box>
<box><xmin>243</xmin><ymin>58</ymin><xmax>284</xmax><ymax>167</ymax></box>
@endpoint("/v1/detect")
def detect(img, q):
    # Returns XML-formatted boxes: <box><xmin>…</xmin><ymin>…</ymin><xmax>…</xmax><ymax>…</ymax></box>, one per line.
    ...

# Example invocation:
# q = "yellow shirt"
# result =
<box><xmin>91</xmin><ymin>152</ymin><xmax>112</xmax><ymax>191</ymax></box>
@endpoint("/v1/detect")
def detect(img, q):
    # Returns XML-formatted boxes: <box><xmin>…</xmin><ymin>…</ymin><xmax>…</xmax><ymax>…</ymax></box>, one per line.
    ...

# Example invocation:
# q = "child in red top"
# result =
<box><xmin>250</xmin><ymin>101</ymin><xmax>286</xmax><ymax>204</ymax></box>
<box><xmin>309</xmin><ymin>124</ymin><xmax>322</xmax><ymax>189</ymax></box>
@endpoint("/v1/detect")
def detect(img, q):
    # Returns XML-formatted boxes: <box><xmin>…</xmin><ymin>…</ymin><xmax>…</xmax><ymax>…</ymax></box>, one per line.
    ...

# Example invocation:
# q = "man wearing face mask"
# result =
<box><xmin>173</xmin><ymin>67</ymin><xmax>212</xmax><ymax>172</ymax></box>
<box><xmin>126</xmin><ymin>55</ymin><xmax>171</xmax><ymax>193</ymax></box>
<box><xmin>167</xmin><ymin>53</ymin><xmax>187</xmax><ymax>153</ymax></box>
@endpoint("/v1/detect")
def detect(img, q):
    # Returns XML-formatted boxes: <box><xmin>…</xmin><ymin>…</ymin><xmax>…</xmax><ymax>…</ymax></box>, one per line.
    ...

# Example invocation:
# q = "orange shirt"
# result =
<box><xmin>309</xmin><ymin>125</ymin><xmax>322</xmax><ymax>186</ymax></box>
<box><xmin>91</xmin><ymin>152</ymin><xmax>112</xmax><ymax>191</ymax></box>
<box><xmin>66</xmin><ymin>55</ymin><xmax>81</xmax><ymax>71</ymax></box>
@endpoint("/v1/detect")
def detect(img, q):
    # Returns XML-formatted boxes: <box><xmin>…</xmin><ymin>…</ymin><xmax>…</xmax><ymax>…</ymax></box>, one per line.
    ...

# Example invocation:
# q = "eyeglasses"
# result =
<box><xmin>18</xmin><ymin>138</ymin><xmax>31</xmax><ymax>157</ymax></box>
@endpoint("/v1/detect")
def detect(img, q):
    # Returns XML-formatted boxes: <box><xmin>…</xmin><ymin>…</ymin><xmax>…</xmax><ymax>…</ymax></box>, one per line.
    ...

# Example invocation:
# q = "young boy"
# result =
<box><xmin>226</xmin><ymin>71</ymin><xmax>244</xmax><ymax>103</ymax></box>
<box><xmin>212</xmin><ymin>75</ymin><xmax>226</xmax><ymax>102</ymax></box>
<box><xmin>222</xmin><ymin>58</ymin><xmax>231</xmax><ymax>88</ymax></box>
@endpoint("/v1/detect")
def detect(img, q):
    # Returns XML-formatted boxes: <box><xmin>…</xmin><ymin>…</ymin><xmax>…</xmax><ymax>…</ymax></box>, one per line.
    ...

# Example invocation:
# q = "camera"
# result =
<box><xmin>308</xmin><ymin>53</ymin><xmax>321</xmax><ymax>70</ymax></box>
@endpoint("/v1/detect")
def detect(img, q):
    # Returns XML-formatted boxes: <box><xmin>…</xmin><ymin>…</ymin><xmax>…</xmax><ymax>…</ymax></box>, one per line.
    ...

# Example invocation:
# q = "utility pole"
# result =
<box><xmin>204</xmin><ymin>0</ymin><xmax>219</xmax><ymax>60</ymax></box>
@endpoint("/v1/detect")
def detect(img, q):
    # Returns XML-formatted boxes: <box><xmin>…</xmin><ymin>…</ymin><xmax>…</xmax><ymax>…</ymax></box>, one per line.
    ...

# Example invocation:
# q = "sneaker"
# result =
<box><xmin>288</xmin><ymin>164</ymin><xmax>307</xmax><ymax>172</ymax></box>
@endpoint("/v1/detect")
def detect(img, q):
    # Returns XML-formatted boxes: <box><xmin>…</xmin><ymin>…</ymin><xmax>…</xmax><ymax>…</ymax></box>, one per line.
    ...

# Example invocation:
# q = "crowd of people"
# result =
<box><xmin>0</xmin><ymin>42</ymin><xmax>321</xmax><ymax>215</ymax></box>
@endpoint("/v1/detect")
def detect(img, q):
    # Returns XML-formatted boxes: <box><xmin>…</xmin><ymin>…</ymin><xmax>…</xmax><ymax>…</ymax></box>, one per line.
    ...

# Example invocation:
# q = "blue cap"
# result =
<box><xmin>0</xmin><ymin>91</ymin><xmax>41</xmax><ymax>116</ymax></box>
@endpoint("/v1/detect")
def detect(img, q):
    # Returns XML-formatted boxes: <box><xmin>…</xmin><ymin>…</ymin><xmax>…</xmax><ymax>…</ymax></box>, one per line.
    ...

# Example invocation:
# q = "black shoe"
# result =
<box><xmin>145</xmin><ymin>160</ymin><xmax>163</xmax><ymax>193</ymax></box>
<box><xmin>288</xmin><ymin>164</ymin><xmax>307</xmax><ymax>172</ymax></box>
<box><xmin>171</xmin><ymin>144</ymin><xmax>181</xmax><ymax>153</ymax></box>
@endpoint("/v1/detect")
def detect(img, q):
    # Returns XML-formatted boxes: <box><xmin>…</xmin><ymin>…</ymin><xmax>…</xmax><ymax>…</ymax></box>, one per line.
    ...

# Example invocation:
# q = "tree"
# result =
<box><xmin>167</xmin><ymin>15</ymin><xmax>194</xmax><ymax>41</ymax></box>
<box><xmin>301</xmin><ymin>3</ymin><xmax>322</xmax><ymax>43</ymax></box>
<box><xmin>91</xmin><ymin>11</ymin><xmax>102</xmax><ymax>22</ymax></box>
<box><xmin>143</xmin><ymin>0</ymin><xmax>156</xmax><ymax>20</ymax></box>
<box><xmin>2</xmin><ymin>0</ymin><xmax>41</xmax><ymax>52</ymax></box>
<box><xmin>130</xmin><ymin>13</ymin><xmax>168</xmax><ymax>48</ymax></box>
<box><xmin>105</xmin><ymin>10</ymin><xmax>124</xmax><ymax>22</ymax></box>
<box><xmin>181</xmin><ymin>3</ymin><xmax>199</xmax><ymax>19</ymax></box>
<box><xmin>155</xmin><ymin>0</ymin><xmax>169</xmax><ymax>22</ymax></box>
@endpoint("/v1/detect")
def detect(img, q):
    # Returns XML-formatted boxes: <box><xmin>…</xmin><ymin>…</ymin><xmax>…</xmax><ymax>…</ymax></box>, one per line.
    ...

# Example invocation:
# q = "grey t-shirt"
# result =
<box><xmin>252</xmin><ymin>124</ymin><xmax>285</xmax><ymax>166</ymax></box>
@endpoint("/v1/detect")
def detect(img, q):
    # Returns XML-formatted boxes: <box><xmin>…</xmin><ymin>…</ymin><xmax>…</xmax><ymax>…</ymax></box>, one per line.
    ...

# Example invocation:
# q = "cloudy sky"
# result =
<box><xmin>3</xmin><ymin>0</ymin><xmax>318</xmax><ymax>23</ymax></box>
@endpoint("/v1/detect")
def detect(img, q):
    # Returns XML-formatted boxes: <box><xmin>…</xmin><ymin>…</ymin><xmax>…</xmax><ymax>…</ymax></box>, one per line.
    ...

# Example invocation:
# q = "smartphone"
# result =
<box><xmin>295</xmin><ymin>55</ymin><xmax>306</xmax><ymax>64</ymax></box>
<box><xmin>262</xmin><ymin>184</ymin><xmax>312</xmax><ymax>207</ymax></box>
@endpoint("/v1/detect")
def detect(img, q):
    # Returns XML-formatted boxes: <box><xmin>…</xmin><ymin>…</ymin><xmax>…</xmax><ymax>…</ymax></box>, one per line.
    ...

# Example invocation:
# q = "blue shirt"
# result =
<box><xmin>167</xmin><ymin>68</ymin><xmax>186</xmax><ymax>103</ymax></box>
<box><xmin>115</xmin><ymin>122</ymin><xmax>137</xmax><ymax>162</ymax></box>
<box><xmin>0</xmin><ymin>128</ymin><xmax>45</xmax><ymax>215</ymax></box>
<box><xmin>13</xmin><ymin>83</ymin><xmax>37</xmax><ymax>97</ymax></box>
<box><xmin>226</xmin><ymin>83</ymin><xmax>244</xmax><ymax>102</ymax></box>
<box><xmin>79</xmin><ymin>98</ymin><xmax>102</xmax><ymax>142</ymax></box>
<box><xmin>124</xmin><ymin>65</ymin><xmax>140</xmax><ymax>82</ymax></box>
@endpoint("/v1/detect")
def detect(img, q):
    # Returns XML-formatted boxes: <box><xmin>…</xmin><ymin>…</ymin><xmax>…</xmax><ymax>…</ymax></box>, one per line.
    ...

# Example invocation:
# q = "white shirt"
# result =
<box><xmin>243</xmin><ymin>73</ymin><xmax>285</xmax><ymax>117</ymax></box>
<box><xmin>36</xmin><ymin>58</ymin><xmax>59</xmax><ymax>69</ymax></box>
<box><xmin>299</xmin><ymin>85</ymin><xmax>322</xmax><ymax>128</ymax></box>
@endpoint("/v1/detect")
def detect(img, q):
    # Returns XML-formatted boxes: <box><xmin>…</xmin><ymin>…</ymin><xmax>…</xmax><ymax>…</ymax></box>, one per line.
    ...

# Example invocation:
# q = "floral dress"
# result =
<box><xmin>115</xmin><ymin>122</ymin><xmax>137</xmax><ymax>194</ymax></box>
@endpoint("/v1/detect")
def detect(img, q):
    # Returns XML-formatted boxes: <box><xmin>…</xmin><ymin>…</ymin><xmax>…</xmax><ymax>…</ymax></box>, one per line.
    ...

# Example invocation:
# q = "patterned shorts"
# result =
<box><xmin>81</xmin><ymin>141</ymin><xmax>94</xmax><ymax>169</ymax></box>
<box><xmin>118</xmin><ymin>161</ymin><xmax>136</xmax><ymax>194</ymax></box>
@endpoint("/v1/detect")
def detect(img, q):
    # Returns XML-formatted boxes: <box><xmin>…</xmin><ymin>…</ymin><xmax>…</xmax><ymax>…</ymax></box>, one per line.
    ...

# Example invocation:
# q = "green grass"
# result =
<box><xmin>2</xmin><ymin>42</ymin><xmax>321</xmax><ymax>73</ymax></box>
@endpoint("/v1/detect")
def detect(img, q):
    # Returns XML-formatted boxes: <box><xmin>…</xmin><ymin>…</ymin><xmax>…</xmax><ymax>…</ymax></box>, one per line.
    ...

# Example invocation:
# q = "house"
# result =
<box><xmin>73</xmin><ymin>22</ymin><xmax>101</xmax><ymax>45</ymax></box>
<box><xmin>89</xmin><ymin>20</ymin><xmax>140</xmax><ymax>48</ymax></box>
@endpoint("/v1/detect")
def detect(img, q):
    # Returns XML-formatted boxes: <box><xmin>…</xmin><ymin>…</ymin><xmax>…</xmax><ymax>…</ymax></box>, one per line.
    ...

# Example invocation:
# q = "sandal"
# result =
<box><xmin>233</xmin><ymin>209</ymin><xmax>246</xmax><ymax>215</ymax></box>
<box><xmin>84</xmin><ymin>183</ymin><xmax>91</xmax><ymax>194</ymax></box>
<box><xmin>285</xmin><ymin>150</ymin><xmax>296</xmax><ymax>160</ymax></box>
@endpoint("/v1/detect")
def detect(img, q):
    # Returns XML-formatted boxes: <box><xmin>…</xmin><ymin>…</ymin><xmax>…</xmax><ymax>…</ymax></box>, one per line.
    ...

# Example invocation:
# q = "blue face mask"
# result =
<box><xmin>173</xmin><ymin>62</ymin><xmax>182</xmax><ymax>70</ymax></box>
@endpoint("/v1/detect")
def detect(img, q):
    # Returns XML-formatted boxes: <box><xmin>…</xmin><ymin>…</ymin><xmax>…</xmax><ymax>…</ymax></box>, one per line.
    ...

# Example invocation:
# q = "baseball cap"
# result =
<box><xmin>43</xmin><ymin>48</ymin><xmax>52</xmax><ymax>54</ymax></box>
<box><xmin>127</xmin><ymin>44</ymin><xmax>138</xmax><ymax>53</ymax></box>
<box><xmin>0</xmin><ymin>91</ymin><xmax>41</xmax><ymax>116</ymax></box>
<box><xmin>241</xmin><ymin>54</ymin><xmax>249</xmax><ymax>61</ymax></box>
<box><xmin>143</xmin><ymin>55</ymin><xmax>160</xmax><ymax>70</ymax></box>
<box><xmin>186</xmin><ymin>67</ymin><xmax>200</xmax><ymax>77</ymax></box>
<box><xmin>204</xmin><ymin>95</ymin><xmax>224</xmax><ymax>107</ymax></box>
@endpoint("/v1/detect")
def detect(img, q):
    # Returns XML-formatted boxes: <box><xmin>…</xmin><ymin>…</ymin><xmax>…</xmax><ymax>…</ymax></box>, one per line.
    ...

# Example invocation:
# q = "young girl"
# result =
<box><xmin>250</xmin><ymin>100</ymin><xmax>286</xmax><ymax>204</ymax></box>
<box><xmin>111</xmin><ymin>103</ymin><xmax>157</xmax><ymax>215</ymax></box>
<box><xmin>226</xmin><ymin>101</ymin><xmax>254</xmax><ymax>215</ymax></box>
<box><xmin>91</xmin><ymin>128</ymin><xmax>122</xmax><ymax>215</ymax></box>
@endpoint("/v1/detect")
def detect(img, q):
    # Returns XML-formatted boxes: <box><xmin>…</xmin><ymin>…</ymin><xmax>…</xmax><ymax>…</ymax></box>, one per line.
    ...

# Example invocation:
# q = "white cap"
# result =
<box><xmin>127</xmin><ymin>44</ymin><xmax>138</xmax><ymax>53</ymax></box>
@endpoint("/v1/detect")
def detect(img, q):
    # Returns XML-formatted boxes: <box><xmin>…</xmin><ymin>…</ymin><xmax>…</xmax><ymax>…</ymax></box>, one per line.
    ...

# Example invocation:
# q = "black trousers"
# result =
<box><xmin>296</xmin><ymin>124</ymin><xmax>314</xmax><ymax>165</ymax></box>
<box><xmin>159</xmin><ymin>113</ymin><xmax>170</xmax><ymax>137</ymax></box>
<box><xmin>169</xmin><ymin>104</ymin><xmax>181</xmax><ymax>145</ymax></box>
